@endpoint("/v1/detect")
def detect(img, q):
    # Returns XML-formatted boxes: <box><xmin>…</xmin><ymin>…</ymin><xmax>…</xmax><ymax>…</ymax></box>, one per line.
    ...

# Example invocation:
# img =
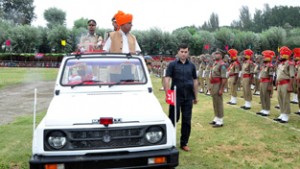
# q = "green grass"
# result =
<box><xmin>0</xmin><ymin>69</ymin><xmax>300</xmax><ymax>169</ymax></box>
<box><xmin>0</xmin><ymin>67</ymin><xmax>58</xmax><ymax>89</ymax></box>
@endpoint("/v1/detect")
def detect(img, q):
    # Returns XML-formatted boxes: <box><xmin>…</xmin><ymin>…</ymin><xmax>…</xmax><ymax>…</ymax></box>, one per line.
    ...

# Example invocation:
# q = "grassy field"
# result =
<box><xmin>0</xmin><ymin>68</ymin><xmax>300</xmax><ymax>169</ymax></box>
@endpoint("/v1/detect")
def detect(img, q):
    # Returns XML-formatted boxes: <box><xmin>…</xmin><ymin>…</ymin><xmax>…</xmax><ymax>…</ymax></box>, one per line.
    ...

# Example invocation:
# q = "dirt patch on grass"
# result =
<box><xmin>0</xmin><ymin>81</ymin><xmax>55</xmax><ymax>125</ymax></box>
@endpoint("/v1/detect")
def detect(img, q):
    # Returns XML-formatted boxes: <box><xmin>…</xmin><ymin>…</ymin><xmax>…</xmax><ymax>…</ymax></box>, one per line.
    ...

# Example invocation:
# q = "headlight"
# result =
<box><xmin>145</xmin><ymin>126</ymin><xmax>164</xmax><ymax>144</ymax></box>
<box><xmin>47</xmin><ymin>131</ymin><xmax>67</xmax><ymax>149</ymax></box>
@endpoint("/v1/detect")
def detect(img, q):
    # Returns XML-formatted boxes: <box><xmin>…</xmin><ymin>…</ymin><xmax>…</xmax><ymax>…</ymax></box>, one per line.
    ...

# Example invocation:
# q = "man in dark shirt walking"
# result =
<box><xmin>164</xmin><ymin>43</ymin><xmax>198</xmax><ymax>152</ymax></box>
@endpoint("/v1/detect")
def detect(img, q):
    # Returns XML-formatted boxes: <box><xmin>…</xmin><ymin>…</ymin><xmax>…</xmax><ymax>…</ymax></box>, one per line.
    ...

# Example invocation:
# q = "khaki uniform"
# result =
<box><xmin>205</xmin><ymin>63</ymin><xmax>212</xmax><ymax>94</ymax></box>
<box><xmin>227</xmin><ymin>60</ymin><xmax>241</xmax><ymax>102</ymax></box>
<box><xmin>296</xmin><ymin>61</ymin><xmax>300</xmax><ymax>111</ymax></box>
<box><xmin>259</xmin><ymin>63</ymin><xmax>274</xmax><ymax>113</ymax></box>
<box><xmin>210</xmin><ymin>60</ymin><xmax>227</xmax><ymax>121</ymax></box>
<box><xmin>276</xmin><ymin>60</ymin><xmax>295</xmax><ymax>115</ymax></box>
<box><xmin>241</xmin><ymin>59</ymin><xmax>254</xmax><ymax>107</ymax></box>
<box><xmin>79</xmin><ymin>33</ymin><xmax>102</xmax><ymax>52</ymax></box>
<box><xmin>198</xmin><ymin>62</ymin><xmax>206</xmax><ymax>93</ymax></box>
<box><xmin>253</xmin><ymin>63</ymin><xmax>261</xmax><ymax>94</ymax></box>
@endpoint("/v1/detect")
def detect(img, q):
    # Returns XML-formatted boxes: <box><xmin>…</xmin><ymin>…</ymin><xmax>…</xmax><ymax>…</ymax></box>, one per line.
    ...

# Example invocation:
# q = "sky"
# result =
<box><xmin>32</xmin><ymin>0</ymin><xmax>299</xmax><ymax>32</ymax></box>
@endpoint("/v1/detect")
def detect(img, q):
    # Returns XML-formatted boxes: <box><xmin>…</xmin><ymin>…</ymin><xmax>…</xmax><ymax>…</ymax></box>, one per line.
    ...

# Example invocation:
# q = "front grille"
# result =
<box><xmin>44</xmin><ymin>125</ymin><xmax>166</xmax><ymax>151</ymax></box>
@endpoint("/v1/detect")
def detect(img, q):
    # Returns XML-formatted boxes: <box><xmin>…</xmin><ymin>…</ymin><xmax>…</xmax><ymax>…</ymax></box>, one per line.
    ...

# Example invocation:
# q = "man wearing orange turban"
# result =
<box><xmin>103</xmin><ymin>11</ymin><xmax>141</xmax><ymax>54</ymax></box>
<box><xmin>273</xmin><ymin>46</ymin><xmax>295</xmax><ymax>123</ymax></box>
<box><xmin>240</xmin><ymin>49</ymin><xmax>255</xmax><ymax>110</ymax></box>
<box><xmin>293</xmin><ymin>48</ymin><xmax>300</xmax><ymax>116</ymax></box>
<box><xmin>226</xmin><ymin>49</ymin><xmax>241</xmax><ymax>105</ymax></box>
<box><xmin>256</xmin><ymin>50</ymin><xmax>275</xmax><ymax>117</ymax></box>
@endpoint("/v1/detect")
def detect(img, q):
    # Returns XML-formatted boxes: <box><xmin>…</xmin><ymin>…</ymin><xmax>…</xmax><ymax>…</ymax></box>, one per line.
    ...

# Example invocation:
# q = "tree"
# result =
<box><xmin>73</xmin><ymin>18</ymin><xmax>89</xmax><ymax>29</ymax></box>
<box><xmin>47</xmin><ymin>25</ymin><xmax>70</xmax><ymax>53</ymax></box>
<box><xmin>239</xmin><ymin>6</ymin><xmax>253</xmax><ymax>31</ymax></box>
<box><xmin>285</xmin><ymin>28</ymin><xmax>300</xmax><ymax>49</ymax></box>
<box><xmin>9</xmin><ymin>25</ymin><xmax>40</xmax><ymax>53</ymax></box>
<box><xmin>260</xmin><ymin>27</ymin><xmax>286</xmax><ymax>53</ymax></box>
<box><xmin>208</xmin><ymin>13</ymin><xmax>219</xmax><ymax>31</ymax></box>
<box><xmin>44</xmin><ymin>7</ymin><xmax>66</xmax><ymax>29</ymax></box>
<box><xmin>214</xmin><ymin>28</ymin><xmax>235</xmax><ymax>51</ymax></box>
<box><xmin>0</xmin><ymin>0</ymin><xmax>35</xmax><ymax>25</ymax></box>
<box><xmin>252</xmin><ymin>9</ymin><xmax>264</xmax><ymax>32</ymax></box>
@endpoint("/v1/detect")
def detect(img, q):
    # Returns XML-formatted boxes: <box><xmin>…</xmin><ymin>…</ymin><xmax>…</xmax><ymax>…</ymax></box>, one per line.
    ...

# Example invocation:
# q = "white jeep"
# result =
<box><xmin>29</xmin><ymin>53</ymin><xmax>179</xmax><ymax>169</ymax></box>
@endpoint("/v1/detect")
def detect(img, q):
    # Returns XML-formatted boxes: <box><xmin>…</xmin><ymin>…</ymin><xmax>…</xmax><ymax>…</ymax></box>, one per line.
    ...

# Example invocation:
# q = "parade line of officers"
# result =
<box><xmin>156</xmin><ymin>46</ymin><xmax>300</xmax><ymax>127</ymax></box>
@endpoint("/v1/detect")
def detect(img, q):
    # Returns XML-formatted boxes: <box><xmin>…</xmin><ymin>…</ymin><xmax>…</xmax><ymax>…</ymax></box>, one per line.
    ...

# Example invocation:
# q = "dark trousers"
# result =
<box><xmin>169</xmin><ymin>99</ymin><xmax>193</xmax><ymax>147</ymax></box>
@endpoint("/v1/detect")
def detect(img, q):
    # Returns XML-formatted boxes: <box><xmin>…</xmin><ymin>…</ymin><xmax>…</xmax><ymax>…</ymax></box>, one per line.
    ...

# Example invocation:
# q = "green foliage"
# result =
<box><xmin>44</xmin><ymin>7</ymin><xmax>66</xmax><ymax>29</ymax></box>
<box><xmin>47</xmin><ymin>25</ymin><xmax>71</xmax><ymax>53</ymax></box>
<box><xmin>285</xmin><ymin>28</ymin><xmax>300</xmax><ymax>49</ymax></box>
<box><xmin>260</xmin><ymin>27</ymin><xmax>287</xmax><ymax>52</ymax></box>
<box><xmin>0</xmin><ymin>0</ymin><xmax>35</xmax><ymax>25</ymax></box>
<box><xmin>73</xmin><ymin>17</ymin><xmax>89</xmax><ymax>29</ymax></box>
<box><xmin>214</xmin><ymin>28</ymin><xmax>235</xmax><ymax>50</ymax></box>
<box><xmin>9</xmin><ymin>25</ymin><xmax>40</xmax><ymax>53</ymax></box>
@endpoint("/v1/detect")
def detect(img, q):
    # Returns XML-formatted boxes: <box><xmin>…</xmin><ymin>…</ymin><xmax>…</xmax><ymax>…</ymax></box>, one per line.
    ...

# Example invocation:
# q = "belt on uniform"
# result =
<box><xmin>243</xmin><ymin>74</ymin><xmax>252</xmax><ymax>78</ymax></box>
<box><xmin>229</xmin><ymin>74</ymin><xmax>237</xmax><ymax>77</ymax></box>
<box><xmin>210</xmin><ymin>77</ymin><xmax>221</xmax><ymax>84</ymax></box>
<box><xmin>260</xmin><ymin>78</ymin><xmax>272</xmax><ymax>83</ymax></box>
<box><xmin>277</xmin><ymin>79</ymin><xmax>290</xmax><ymax>85</ymax></box>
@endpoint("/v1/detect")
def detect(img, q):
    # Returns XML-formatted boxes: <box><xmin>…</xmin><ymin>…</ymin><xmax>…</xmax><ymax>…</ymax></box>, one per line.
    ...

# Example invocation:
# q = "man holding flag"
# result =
<box><xmin>164</xmin><ymin>43</ymin><xmax>198</xmax><ymax>152</ymax></box>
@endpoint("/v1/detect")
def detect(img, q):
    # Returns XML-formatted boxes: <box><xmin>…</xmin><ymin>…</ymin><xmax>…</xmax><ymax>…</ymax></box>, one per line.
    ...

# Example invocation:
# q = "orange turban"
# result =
<box><xmin>279</xmin><ymin>46</ymin><xmax>292</xmax><ymax>59</ymax></box>
<box><xmin>243</xmin><ymin>49</ymin><xmax>253</xmax><ymax>59</ymax></box>
<box><xmin>116</xmin><ymin>12</ymin><xmax>133</xmax><ymax>26</ymax></box>
<box><xmin>262</xmin><ymin>50</ymin><xmax>275</xmax><ymax>62</ymax></box>
<box><xmin>293</xmin><ymin>48</ymin><xmax>300</xmax><ymax>60</ymax></box>
<box><xmin>227</xmin><ymin>49</ymin><xmax>238</xmax><ymax>60</ymax></box>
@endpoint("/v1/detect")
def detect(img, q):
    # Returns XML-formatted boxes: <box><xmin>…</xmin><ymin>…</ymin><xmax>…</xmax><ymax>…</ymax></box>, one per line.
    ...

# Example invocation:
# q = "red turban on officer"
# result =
<box><xmin>243</xmin><ymin>49</ymin><xmax>253</xmax><ymax>59</ymax></box>
<box><xmin>262</xmin><ymin>50</ymin><xmax>275</xmax><ymax>62</ymax></box>
<box><xmin>228</xmin><ymin>49</ymin><xmax>238</xmax><ymax>60</ymax></box>
<box><xmin>293</xmin><ymin>48</ymin><xmax>300</xmax><ymax>60</ymax></box>
<box><xmin>279</xmin><ymin>46</ymin><xmax>292</xmax><ymax>59</ymax></box>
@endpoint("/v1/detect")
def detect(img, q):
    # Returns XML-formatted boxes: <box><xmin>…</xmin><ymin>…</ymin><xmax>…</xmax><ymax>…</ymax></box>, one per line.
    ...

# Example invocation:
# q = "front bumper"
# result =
<box><xmin>29</xmin><ymin>147</ymin><xmax>179</xmax><ymax>169</ymax></box>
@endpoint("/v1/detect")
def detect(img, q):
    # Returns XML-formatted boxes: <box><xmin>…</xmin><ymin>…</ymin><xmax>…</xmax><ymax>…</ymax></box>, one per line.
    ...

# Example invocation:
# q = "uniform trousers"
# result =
<box><xmin>228</xmin><ymin>76</ymin><xmax>238</xmax><ymax>97</ymax></box>
<box><xmin>242</xmin><ymin>77</ymin><xmax>252</xmax><ymax>101</ymax></box>
<box><xmin>259</xmin><ymin>82</ymin><xmax>271</xmax><ymax>110</ymax></box>
<box><xmin>211</xmin><ymin>83</ymin><xmax>224</xmax><ymax>118</ymax></box>
<box><xmin>169</xmin><ymin>99</ymin><xmax>193</xmax><ymax>147</ymax></box>
<box><xmin>277</xmin><ymin>83</ymin><xmax>291</xmax><ymax>114</ymax></box>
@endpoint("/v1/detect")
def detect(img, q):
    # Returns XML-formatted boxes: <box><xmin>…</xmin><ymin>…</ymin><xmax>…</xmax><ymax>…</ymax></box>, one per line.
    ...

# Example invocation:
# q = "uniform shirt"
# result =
<box><xmin>210</xmin><ymin>60</ymin><xmax>227</xmax><ymax>78</ymax></box>
<box><xmin>276</xmin><ymin>60</ymin><xmax>295</xmax><ymax>81</ymax></box>
<box><xmin>103</xmin><ymin>30</ymin><xmax>141</xmax><ymax>53</ymax></box>
<box><xmin>79</xmin><ymin>33</ymin><xmax>102</xmax><ymax>52</ymax></box>
<box><xmin>296</xmin><ymin>61</ymin><xmax>300</xmax><ymax>79</ymax></box>
<box><xmin>227</xmin><ymin>61</ymin><xmax>240</xmax><ymax>75</ymax></box>
<box><xmin>242</xmin><ymin>59</ymin><xmax>254</xmax><ymax>75</ymax></box>
<box><xmin>166</xmin><ymin>59</ymin><xmax>197</xmax><ymax>100</ymax></box>
<box><xmin>198</xmin><ymin>62</ymin><xmax>206</xmax><ymax>78</ymax></box>
<box><xmin>259</xmin><ymin>62</ymin><xmax>274</xmax><ymax>79</ymax></box>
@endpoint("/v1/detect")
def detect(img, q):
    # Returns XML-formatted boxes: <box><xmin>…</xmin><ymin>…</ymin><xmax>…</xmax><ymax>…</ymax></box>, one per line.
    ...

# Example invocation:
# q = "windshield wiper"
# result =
<box><xmin>108</xmin><ymin>79</ymin><xmax>135</xmax><ymax>88</ymax></box>
<box><xmin>71</xmin><ymin>80</ymin><xmax>102</xmax><ymax>88</ymax></box>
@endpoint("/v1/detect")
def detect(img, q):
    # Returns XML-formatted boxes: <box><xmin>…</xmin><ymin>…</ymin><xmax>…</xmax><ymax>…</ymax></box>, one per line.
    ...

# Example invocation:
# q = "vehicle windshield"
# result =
<box><xmin>61</xmin><ymin>57</ymin><xmax>147</xmax><ymax>86</ymax></box>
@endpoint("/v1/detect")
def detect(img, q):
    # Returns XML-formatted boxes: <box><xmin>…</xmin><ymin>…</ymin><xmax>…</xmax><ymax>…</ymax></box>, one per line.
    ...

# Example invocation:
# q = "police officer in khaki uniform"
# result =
<box><xmin>205</xmin><ymin>56</ymin><xmax>213</xmax><ymax>95</ymax></box>
<box><xmin>226</xmin><ymin>49</ymin><xmax>240</xmax><ymax>105</ymax></box>
<box><xmin>198</xmin><ymin>55</ymin><xmax>206</xmax><ymax>93</ymax></box>
<box><xmin>78</xmin><ymin>19</ymin><xmax>103</xmax><ymax>52</ymax></box>
<box><xmin>209</xmin><ymin>49</ymin><xmax>227</xmax><ymax>127</ymax></box>
<box><xmin>274</xmin><ymin>46</ymin><xmax>295</xmax><ymax>123</ymax></box>
<box><xmin>253</xmin><ymin>55</ymin><xmax>262</xmax><ymax>95</ymax></box>
<box><xmin>256</xmin><ymin>50</ymin><xmax>275</xmax><ymax>116</ymax></box>
<box><xmin>294</xmin><ymin>48</ymin><xmax>300</xmax><ymax>115</ymax></box>
<box><xmin>240</xmin><ymin>49</ymin><xmax>255</xmax><ymax>110</ymax></box>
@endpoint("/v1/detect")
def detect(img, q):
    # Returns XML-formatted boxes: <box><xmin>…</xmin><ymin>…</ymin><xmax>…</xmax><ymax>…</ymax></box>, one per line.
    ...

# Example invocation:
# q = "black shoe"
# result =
<box><xmin>209</xmin><ymin>121</ymin><xmax>216</xmax><ymax>125</ymax></box>
<box><xmin>279</xmin><ymin>120</ymin><xmax>288</xmax><ymax>123</ymax></box>
<box><xmin>227</xmin><ymin>102</ymin><xmax>236</xmax><ymax>105</ymax></box>
<box><xmin>274</xmin><ymin>105</ymin><xmax>280</xmax><ymax>109</ymax></box>
<box><xmin>273</xmin><ymin>118</ymin><xmax>282</xmax><ymax>122</ymax></box>
<box><xmin>256</xmin><ymin>112</ymin><xmax>263</xmax><ymax>115</ymax></box>
<box><xmin>290</xmin><ymin>101</ymin><xmax>298</xmax><ymax>104</ymax></box>
<box><xmin>294</xmin><ymin>112</ymin><xmax>300</xmax><ymax>115</ymax></box>
<box><xmin>261</xmin><ymin>113</ymin><xmax>269</xmax><ymax>117</ymax></box>
<box><xmin>212</xmin><ymin>124</ymin><xmax>223</xmax><ymax>128</ymax></box>
<box><xmin>241</xmin><ymin>106</ymin><xmax>251</xmax><ymax>110</ymax></box>
<box><xmin>253</xmin><ymin>93</ymin><xmax>260</xmax><ymax>96</ymax></box>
